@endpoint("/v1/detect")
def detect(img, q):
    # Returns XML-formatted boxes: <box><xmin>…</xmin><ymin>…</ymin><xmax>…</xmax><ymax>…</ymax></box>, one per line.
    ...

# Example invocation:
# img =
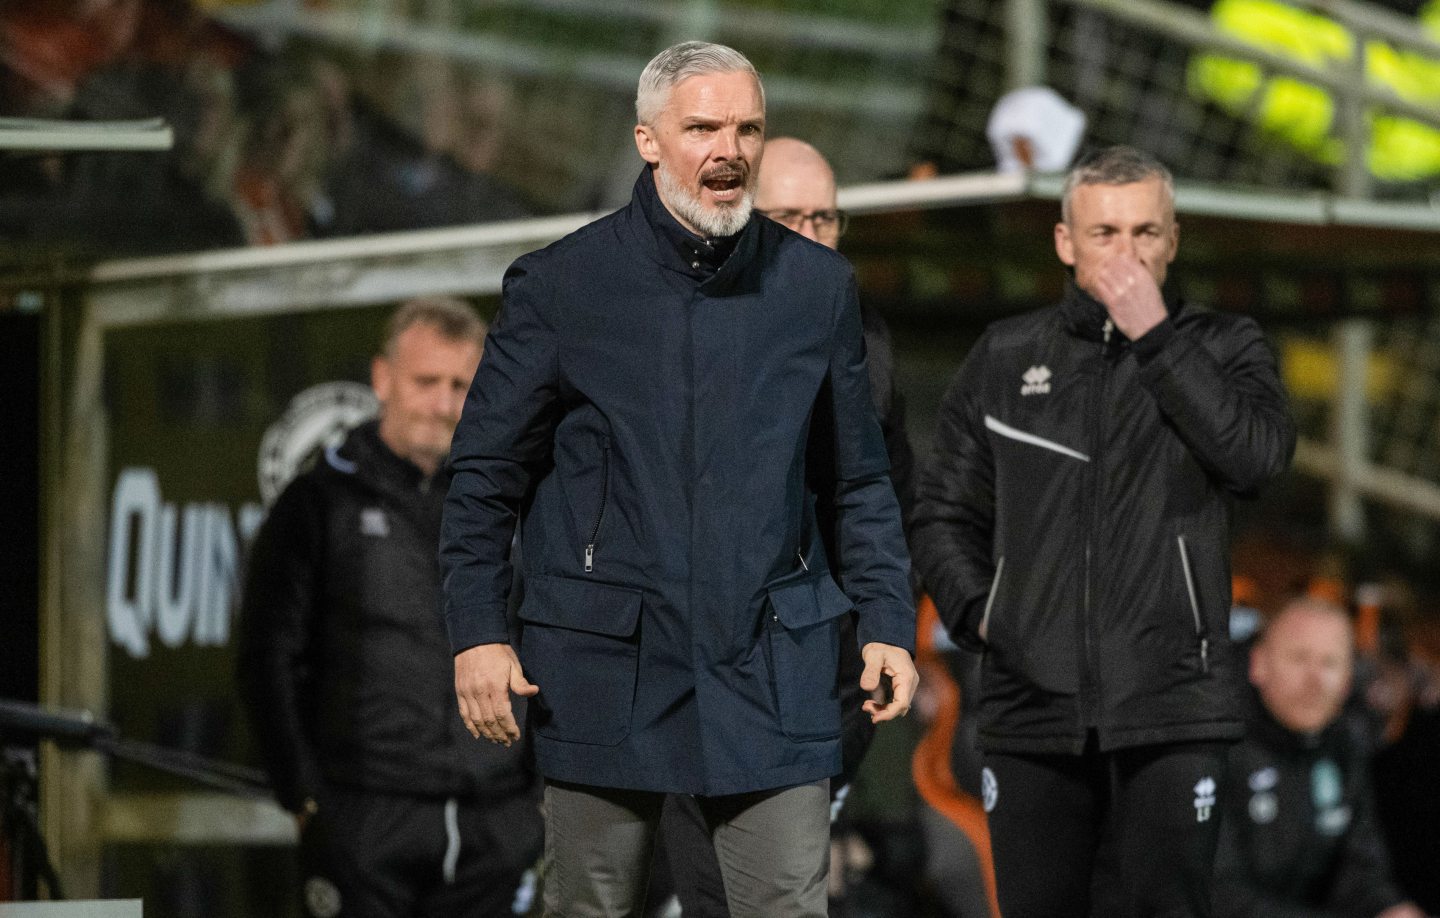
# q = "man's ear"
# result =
<box><xmin>371</xmin><ymin>354</ymin><xmax>391</xmax><ymax>401</ymax></box>
<box><xmin>1248</xmin><ymin>643</ymin><xmax>1267</xmax><ymax>688</ymax></box>
<box><xmin>634</xmin><ymin>123</ymin><xmax>660</xmax><ymax>165</ymax></box>
<box><xmin>1054</xmin><ymin>221</ymin><xmax>1076</xmax><ymax>267</ymax></box>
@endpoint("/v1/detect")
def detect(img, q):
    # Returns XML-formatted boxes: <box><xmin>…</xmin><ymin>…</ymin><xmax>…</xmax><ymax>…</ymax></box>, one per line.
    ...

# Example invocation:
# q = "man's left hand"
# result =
<box><xmin>1093</xmin><ymin>254</ymin><xmax>1166</xmax><ymax>341</ymax></box>
<box><xmin>860</xmin><ymin>642</ymin><xmax>919</xmax><ymax>723</ymax></box>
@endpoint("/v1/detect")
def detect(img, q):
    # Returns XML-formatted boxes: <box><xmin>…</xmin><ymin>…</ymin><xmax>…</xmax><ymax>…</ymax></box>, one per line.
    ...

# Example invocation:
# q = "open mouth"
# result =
<box><xmin>702</xmin><ymin>170</ymin><xmax>745</xmax><ymax>203</ymax></box>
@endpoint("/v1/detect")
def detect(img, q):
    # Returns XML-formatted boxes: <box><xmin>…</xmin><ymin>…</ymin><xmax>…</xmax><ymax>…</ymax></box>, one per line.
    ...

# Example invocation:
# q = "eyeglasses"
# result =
<box><xmin>756</xmin><ymin>208</ymin><xmax>849</xmax><ymax>238</ymax></box>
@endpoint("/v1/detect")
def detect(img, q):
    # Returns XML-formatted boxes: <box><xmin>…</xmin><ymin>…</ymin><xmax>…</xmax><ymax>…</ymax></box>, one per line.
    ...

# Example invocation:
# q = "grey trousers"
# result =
<box><xmin>541</xmin><ymin>778</ymin><xmax>830</xmax><ymax>918</ymax></box>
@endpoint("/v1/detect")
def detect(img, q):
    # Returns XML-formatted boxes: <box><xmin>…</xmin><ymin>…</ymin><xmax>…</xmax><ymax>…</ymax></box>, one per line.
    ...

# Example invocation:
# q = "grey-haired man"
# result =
<box><xmin>913</xmin><ymin>146</ymin><xmax>1295</xmax><ymax>916</ymax></box>
<box><xmin>440</xmin><ymin>42</ymin><xmax>917</xmax><ymax>916</ymax></box>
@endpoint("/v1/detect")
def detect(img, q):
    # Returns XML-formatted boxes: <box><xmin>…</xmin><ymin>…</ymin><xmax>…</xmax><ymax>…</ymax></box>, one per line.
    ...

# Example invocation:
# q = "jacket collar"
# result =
<box><xmin>1059</xmin><ymin>273</ymin><xmax>1184</xmax><ymax>343</ymax></box>
<box><xmin>1244</xmin><ymin>684</ymin><xmax>1334</xmax><ymax>754</ymax></box>
<box><xmin>627</xmin><ymin>167</ymin><xmax>759</xmax><ymax>287</ymax></box>
<box><xmin>334</xmin><ymin>419</ymin><xmax>445</xmax><ymax>494</ymax></box>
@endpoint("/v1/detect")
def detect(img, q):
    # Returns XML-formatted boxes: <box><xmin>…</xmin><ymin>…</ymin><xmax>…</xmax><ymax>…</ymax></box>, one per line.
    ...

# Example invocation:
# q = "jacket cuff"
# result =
<box><xmin>1131</xmin><ymin>317</ymin><xmax>1176</xmax><ymax>365</ymax></box>
<box><xmin>956</xmin><ymin>595</ymin><xmax>987</xmax><ymax>653</ymax></box>
<box><xmin>446</xmin><ymin>606</ymin><xmax>513</xmax><ymax>654</ymax></box>
<box><xmin>856</xmin><ymin>604</ymin><xmax>917</xmax><ymax>656</ymax></box>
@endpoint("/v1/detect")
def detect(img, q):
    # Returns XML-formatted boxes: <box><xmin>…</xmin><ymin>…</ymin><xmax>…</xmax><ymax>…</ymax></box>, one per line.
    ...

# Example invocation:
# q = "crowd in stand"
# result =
<box><xmin>0</xmin><ymin>0</ymin><xmax>534</xmax><ymax>258</ymax></box>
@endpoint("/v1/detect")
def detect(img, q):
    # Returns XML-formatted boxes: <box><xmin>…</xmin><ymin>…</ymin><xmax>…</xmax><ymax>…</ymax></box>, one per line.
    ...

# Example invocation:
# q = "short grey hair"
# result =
<box><xmin>635</xmin><ymin>41</ymin><xmax>764</xmax><ymax>126</ymax></box>
<box><xmin>382</xmin><ymin>297</ymin><xmax>486</xmax><ymax>357</ymax></box>
<box><xmin>1061</xmin><ymin>145</ymin><xmax>1175</xmax><ymax>224</ymax></box>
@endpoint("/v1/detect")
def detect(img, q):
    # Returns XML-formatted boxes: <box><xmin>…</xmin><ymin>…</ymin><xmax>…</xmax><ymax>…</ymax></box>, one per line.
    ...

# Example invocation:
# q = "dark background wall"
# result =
<box><xmin>0</xmin><ymin>312</ymin><xmax>40</xmax><ymax>705</ymax></box>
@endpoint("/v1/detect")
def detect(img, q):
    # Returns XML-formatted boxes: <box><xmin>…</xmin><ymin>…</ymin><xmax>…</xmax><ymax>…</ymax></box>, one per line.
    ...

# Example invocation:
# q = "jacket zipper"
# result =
<box><xmin>978</xmin><ymin>556</ymin><xmax>1005</xmax><ymax>640</ymax></box>
<box><xmin>1081</xmin><ymin>319</ymin><xmax>1115</xmax><ymax>728</ymax></box>
<box><xmin>797</xmin><ymin>486</ymin><xmax>812</xmax><ymax>573</ymax></box>
<box><xmin>584</xmin><ymin>440</ymin><xmax>610</xmax><ymax>572</ymax></box>
<box><xmin>775</xmin><ymin>550</ymin><xmax>810</xmax><ymax>624</ymax></box>
<box><xmin>1176</xmin><ymin>534</ymin><xmax>1210</xmax><ymax>672</ymax></box>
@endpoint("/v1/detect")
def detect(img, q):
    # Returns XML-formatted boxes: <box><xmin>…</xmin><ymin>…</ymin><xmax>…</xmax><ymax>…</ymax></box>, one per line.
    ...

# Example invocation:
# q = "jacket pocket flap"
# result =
<box><xmin>767</xmin><ymin>574</ymin><xmax>854</xmax><ymax>630</ymax></box>
<box><xmin>519</xmin><ymin>574</ymin><xmax>642</xmax><ymax>637</ymax></box>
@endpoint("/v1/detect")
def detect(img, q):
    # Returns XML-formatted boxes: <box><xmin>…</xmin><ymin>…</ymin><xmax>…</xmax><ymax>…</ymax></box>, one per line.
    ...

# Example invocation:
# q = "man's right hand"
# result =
<box><xmin>1093</xmin><ymin>253</ymin><xmax>1167</xmax><ymax>341</ymax></box>
<box><xmin>454</xmin><ymin>642</ymin><xmax>538</xmax><ymax>746</ymax></box>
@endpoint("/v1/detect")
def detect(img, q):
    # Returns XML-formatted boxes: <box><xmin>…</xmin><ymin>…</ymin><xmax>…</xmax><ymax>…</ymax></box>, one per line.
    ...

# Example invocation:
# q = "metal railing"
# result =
<box><xmin>918</xmin><ymin>0</ymin><xmax>1440</xmax><ymax>197</ymax></box>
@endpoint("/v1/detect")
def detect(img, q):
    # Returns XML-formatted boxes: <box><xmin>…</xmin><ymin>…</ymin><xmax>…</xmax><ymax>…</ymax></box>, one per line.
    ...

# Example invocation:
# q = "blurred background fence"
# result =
<box><xmin>5</xmin><ymin>0</ymin><xmax>1439</xmax><ymax>260</ymax></box>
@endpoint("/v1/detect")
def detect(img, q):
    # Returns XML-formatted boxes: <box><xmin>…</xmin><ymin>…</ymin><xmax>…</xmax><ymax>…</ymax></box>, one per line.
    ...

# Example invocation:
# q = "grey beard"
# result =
<box><xmin>657</xmin><ymin>164</ymin><xmax>752</xmax><ymax>238</ymax></box>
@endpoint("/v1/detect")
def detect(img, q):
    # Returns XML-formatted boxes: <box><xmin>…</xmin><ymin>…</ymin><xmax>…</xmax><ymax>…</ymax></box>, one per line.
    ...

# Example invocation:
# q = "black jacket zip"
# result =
<box><xmin>1081</xmin><ymin>317</ymin><xmax>1116</xmax><ymax>728</ymax></box>
<box><xmin>584</xmin><ymin>440</ymin><xmax>610</xmax><ymax>572</ymax></box>
<box><xmin>1177</xmin><ymin>534</ymin><xmax>1210</xmax><ymax>673</ymax></box>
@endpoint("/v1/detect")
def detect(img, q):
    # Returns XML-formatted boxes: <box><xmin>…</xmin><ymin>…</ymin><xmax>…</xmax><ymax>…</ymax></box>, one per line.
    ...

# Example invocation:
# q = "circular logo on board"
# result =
<box><xmin>258</xmin><ymin>381</ymin><xmax>378</xmax><ymax>505</ymax></box>
<box><xmin>303</xmin><ymin>876</ymin><xmax>342</xmax><ymax>918</ymax></box>
<box><xmin>982</xmin><ymin>766</ymin><xmax>999</xmax><ymax>813</ymax></box>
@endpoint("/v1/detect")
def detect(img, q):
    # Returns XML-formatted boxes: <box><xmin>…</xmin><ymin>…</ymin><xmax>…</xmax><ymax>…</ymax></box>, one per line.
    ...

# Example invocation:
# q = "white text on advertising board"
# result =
<box><xmin>107</xmin><ymin>467</ymin><xmax>264</xmax><ymax>659</ymax></box>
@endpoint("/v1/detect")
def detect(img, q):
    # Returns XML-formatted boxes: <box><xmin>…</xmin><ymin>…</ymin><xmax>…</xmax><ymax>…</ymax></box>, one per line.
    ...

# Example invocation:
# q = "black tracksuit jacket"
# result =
<box><xmin>913</xmin><ymin>280</ymin><xmax>1296</xmax><ymax>755</ymax></box>
<box><xmin>1214</xmin><ymin>693</ymin><xmax>1406</xmax><ymax>918</ymax></box>
<box><xmin>237</xmin><ymin>421</ymin><xmax>534</xmax><ymax>812</ymax></box>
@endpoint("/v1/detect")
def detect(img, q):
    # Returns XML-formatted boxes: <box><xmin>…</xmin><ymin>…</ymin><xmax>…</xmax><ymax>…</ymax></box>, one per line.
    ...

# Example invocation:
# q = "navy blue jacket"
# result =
<box><xmin>440</xmin><ymin>170</ymin><xmax>914</xmax><ymax>794</ymax></box>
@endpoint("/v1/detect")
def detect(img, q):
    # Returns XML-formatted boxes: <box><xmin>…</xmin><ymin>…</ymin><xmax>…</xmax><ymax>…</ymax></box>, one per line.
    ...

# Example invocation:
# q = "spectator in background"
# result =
<box><xmin>47</xmin><ymin>52</ymin><xmax>246</xmax><ymax>254</ymax></box>
<box><xmin>320</xmin><ymin>54</ymin><xmax>533</xmax><ymax>236</ymax></box>
<box><xmin>749</xmin><ymin>137</ymin><xmax>917</xmax><ymax>541</ymax></box>
<box><xmin>1214</xmin><ymin>596</ymin><xmax>1429</xmax><ymax>918</ymax></box>
<box><xmin>2</xmin><ymin>1</ymin><xmax>534</xmax><ymax>252</ymax></box>
<box><xmin>0</xmin><ymin>0</ymin><xmax>142</xmax><ymax>117</ymax></box>
<box><xmin>230</xmin><ymin>56</ymin><xmax>332</xmax><ymax>245</ymax></box>
<box><xmin>1</xmin><ymin>0</ymin><xmax>251</xmax><ymax>255</ymax></box>
<box><xmin>237</xmin><ymin>299</ymin><xmax>541</xmax><ymax>918</ymax></box>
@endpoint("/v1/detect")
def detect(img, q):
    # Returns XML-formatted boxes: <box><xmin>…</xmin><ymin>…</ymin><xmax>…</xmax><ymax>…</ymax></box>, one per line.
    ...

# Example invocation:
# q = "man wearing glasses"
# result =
<box><xmin>649</xmin><ymin>137</ymin><xmax>918</xmax><ymax>917</ymax></box>
<box><xmin>753</xmin><ymin>138</ymin><xmax>850</xmax><ymax>244</ymax></box>
<box><xmin>752</xmin><ymin>138</ymin><xmax>912</xmax><ymax>525</ymax></box>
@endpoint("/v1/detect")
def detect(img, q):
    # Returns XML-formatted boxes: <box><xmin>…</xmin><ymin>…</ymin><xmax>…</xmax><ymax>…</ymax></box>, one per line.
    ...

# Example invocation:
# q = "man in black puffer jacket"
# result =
<box><xmin>237</xmin><ymin>299</ymin><xmax>541</xmax><ymax>918</ymax></box>
<box><xmin>912</xmin><ymin>145</ymin><xmax>1295</xmax><ymax>918</ymax></box>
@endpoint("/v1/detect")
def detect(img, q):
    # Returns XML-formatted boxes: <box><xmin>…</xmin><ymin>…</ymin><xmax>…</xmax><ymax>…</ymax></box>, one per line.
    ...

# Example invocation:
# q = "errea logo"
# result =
<box><xmin>1194</xmin><ymin>776</ymin><xmax>1217</xmax><ymax>822</ymax></box>
<box><xmin>1021</xmin><ymin>365</ymin><xmax>1052</xmax><ymax>396</ymax></box>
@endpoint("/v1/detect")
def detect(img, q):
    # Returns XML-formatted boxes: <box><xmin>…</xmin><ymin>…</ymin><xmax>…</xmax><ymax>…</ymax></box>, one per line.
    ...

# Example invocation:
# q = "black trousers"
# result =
<box><xmin>298</xmin><ymin>787</ymin><xmax>542</xmax><ymax>918</ymax></box>
<box><xmin>983</xmin><ymin>738</ymin><xmax>1230</xmax><ymax>918</ymax></box>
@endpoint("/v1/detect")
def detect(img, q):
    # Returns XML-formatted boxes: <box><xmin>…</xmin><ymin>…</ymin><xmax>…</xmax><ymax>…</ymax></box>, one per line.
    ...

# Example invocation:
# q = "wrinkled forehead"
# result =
<box><xmin>1067</xmin><ymin>177</ymin><xmax>1175</xmax><ymax>225</ymax></box>
<box><xmin>1264</xmin><ymin>608</ymin><xmax>1354</xmax><ymax>660</ymax></box>
<box><xmin>658</xmin><ymin>70</ymin><xmax>764</xmax><ymax>120</ymax></box>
